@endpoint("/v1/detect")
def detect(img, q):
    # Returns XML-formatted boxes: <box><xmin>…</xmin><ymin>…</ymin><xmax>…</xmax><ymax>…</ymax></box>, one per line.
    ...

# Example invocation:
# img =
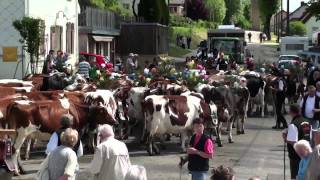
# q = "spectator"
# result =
<box><xmin>304</xmin><ymin>129</ymin><xmax>320</xmax><ymax>179</ymax></box>
<box><xmin>272</xmin><ymin>70</ymin><xmax>287</xmax><ymax>129</ymax></box>
<box><xmin>300</xmin><ymin>85</ymin><xmax>320</xmax><ymax>129</ymax></box>
<box><xmin>89</xmin><ymin>124</ymin><xmax>131</xmax><ymax>180</ymax></box>
<box><xmin>149</xmin><ymin>57</ymin><xmax>158</xmax><ymax>70</ymax></box>
<box><xmin>210</xmin><ymin>166</ymin><xmax>234</xmax><ymax>180</ymax></box>
<box><xmin>127</xmin><ymin>53</ymin><xmax>136</xmax><ymax>74</ymax></box>
<box><xmin>46</xmin><ymin>114</ymin><xmax>83</xmax><ymax>157</ymax></box>
<box><xmin>55</xmin><ymin>50</ymin><xmax>65</xmax><ymax>72</ymax></box>
<box><xmin>125</xmin><ymin>165</ymin><xmax>147</xmax><ymax>180</ymax></box>
<box><xmin>284</xmin><ymin>104</ymin><xmax>311</xmax><ymax>179</ymax></box>
<box><xmin>42</xmin><ymin>50</ymin><xmax>55</xmax><ymax>74</ymax></box>
<box><xmin>187</xmin><ymin>37</ymin><xmax>192</xmax><ymax>49</ymax></box>
<box><xmin>78</xmin><ymin>58</ymin><xmax>91</xmax><ymax>79</ymax></box>
<box><xmin>144</xmin><ymin>61</ymin><xmax>150</xmax><ymax>76</ymax></box>
<box><xmin>187</xmin><ymin>118</ymin><xmax>214</xmax><ymax>180</ymax></box>
<box><xmin>259</xmin><ymin>33</ymin><xmax>263</xmax><ymax>43</ymax></box>
<box><xmin>48</xmin><ymin>128</ymin><xmax>79</xmax><ymax>180</ymax></box>
<box><xmin>316</xmin><ymin>81</ymin><xmax>320</xmax><ymax>97</ymax></box>
<box><xmin>294</xmin><ymin>140</ymin><xmax>312</xmax><ymax>180</ymax></box>
<box><xmin>114</xmin><ymin>57</ymin><xmax>123</xmax><ymax>73</ymax></box>
<box><xmin>216</xmin><ymin>52</ymin><xmax>228</xmax><ymax>71</ymax></box>
<box><xmin>248</xmin><ymin>32</ymin><xmax>252</xmax><ymax>43</ymax></box>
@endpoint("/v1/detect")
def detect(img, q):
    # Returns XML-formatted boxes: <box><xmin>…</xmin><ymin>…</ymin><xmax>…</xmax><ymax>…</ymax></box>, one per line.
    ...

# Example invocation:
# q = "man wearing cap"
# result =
<box><xmin>304</xmin><ymin>129</ymin><xmax>320</xmax><ymax>180</ymax></box>
<box><xmin>186</xmin><ymin>118</ymin><xmax>214</xmax><ymax>180</ymax></box>
<box><xmin>284</xmin><ymin>104</ymin><xmax>311</xmax><ymax>179</ymax></box>
<box><xmin>89</xmin><ymin>124</ymin><xmax>131</xmax><ymax>180</ymax></box>
<box><xmin>127</xmin><ymin>53</ymin><xmax>136</xmax><ymax>74</ymax></box>
<box><xmin>46</xmin><ymin>114</ymin><xmax>83</xmax><ymax>157</ymax></box>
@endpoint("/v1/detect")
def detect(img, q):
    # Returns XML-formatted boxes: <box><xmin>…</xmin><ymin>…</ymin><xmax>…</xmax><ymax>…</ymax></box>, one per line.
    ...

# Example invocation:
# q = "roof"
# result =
<box><xmin>289</xmin><ymin>4</ymin><xmax>309</xmax><ymax>21</ymax></box>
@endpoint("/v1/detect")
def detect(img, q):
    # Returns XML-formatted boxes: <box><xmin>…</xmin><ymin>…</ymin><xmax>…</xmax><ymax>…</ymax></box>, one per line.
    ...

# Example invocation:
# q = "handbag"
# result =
<box><xmin>35</xmin><ymin>154</ymin><xmax>50</xmax><ymax>180</ymax></box>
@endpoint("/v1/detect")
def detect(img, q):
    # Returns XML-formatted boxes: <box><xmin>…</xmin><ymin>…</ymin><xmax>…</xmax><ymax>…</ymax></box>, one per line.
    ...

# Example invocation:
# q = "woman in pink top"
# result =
<box><xmin>186</xmin><ymin>118</ymin><xmax>215</xmax><ymax>180</ymax></box>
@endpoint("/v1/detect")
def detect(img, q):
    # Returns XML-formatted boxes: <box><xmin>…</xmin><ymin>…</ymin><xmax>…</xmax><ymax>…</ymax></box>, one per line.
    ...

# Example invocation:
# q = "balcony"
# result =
<box><xmin>79</xmin><ymin>7</ymin><xmax>120</xmax><ymax>35</ymax></box>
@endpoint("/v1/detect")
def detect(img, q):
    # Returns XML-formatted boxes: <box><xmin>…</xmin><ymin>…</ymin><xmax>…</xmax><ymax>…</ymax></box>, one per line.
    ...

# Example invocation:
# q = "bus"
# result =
<box><xmin>207</xmin><ymin>26</ymin><xmax>246</xmax><ymax>63</ymax></box>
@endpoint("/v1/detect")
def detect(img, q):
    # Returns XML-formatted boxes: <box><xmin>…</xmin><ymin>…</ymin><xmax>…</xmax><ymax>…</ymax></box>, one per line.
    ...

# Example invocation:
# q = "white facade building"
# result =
<box><xmin>0</xmin><ymin>0</ymin><xmax>79</xmax><ymax>79</ymax></box>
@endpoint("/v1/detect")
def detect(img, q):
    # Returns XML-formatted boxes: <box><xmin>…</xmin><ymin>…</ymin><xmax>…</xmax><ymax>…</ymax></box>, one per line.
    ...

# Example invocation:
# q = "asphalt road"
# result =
<box><xmin>13</xmin><ymin>113</ymin><xmax>291</xmax><ymax>180</ymax></box>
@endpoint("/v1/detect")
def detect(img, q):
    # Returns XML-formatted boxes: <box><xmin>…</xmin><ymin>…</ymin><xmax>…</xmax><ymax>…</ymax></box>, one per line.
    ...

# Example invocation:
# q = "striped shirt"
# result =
<box><xmin>78</xmin><ymin>61</ymin><xmax>91</xmax><ymax>78</ymax></box>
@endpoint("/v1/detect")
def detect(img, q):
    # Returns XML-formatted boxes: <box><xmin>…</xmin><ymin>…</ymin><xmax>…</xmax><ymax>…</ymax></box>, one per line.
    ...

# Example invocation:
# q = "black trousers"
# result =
<box><xmin>275</xmin><ymin>91</ymin><xmax>288</xmax><ymax>128</ymax></box>
<box><xmin>289</xmin><ymin>158</ymin><xmax>300</xmax><ymax>179</ymax></box>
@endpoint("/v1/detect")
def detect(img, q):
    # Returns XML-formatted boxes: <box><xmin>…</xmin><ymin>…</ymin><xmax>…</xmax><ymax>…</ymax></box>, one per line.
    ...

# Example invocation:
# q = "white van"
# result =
<box><xmin>280</xmin><ymin>36</ymin><xmax>309</xmax><ymax>55</ymax></box>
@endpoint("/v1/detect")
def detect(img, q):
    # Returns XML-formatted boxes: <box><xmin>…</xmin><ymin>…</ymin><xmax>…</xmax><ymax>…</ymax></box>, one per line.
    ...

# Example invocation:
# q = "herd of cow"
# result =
<box><xmin>0</xmin><ymin>69</ymin><xmax>286</xmax><ymax>175</ymax></box>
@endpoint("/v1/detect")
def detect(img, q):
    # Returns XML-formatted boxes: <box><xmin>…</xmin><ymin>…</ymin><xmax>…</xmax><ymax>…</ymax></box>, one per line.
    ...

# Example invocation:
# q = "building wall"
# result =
<box><xmin>28</xmin><ymin>0</ymin><xmax>79</xmax><ymax>70</ymax></box>
<box><xmin>306</xmin><ymin>16</ymin><xmax>320</xmax><ymax>40</ymax></box>
<box><xmin>0</xmin><ymin>0</ymin><xmax>27</xmax><ymax>79</ymax></box>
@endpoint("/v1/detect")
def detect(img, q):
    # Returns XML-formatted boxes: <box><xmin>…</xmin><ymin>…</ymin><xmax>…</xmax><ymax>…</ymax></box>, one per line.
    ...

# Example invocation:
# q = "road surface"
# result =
<box><xmin>13</xmin><ymin>114</ymin><xmax>290</xmax><ymax>180</ymax></box>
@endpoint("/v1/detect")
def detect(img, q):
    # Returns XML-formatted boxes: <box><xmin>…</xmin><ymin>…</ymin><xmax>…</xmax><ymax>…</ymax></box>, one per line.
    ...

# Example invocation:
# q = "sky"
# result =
<box><xmin>282</xmin><ymin>0</ymin><xmax>308</xmax><ymax>12</ymax></box>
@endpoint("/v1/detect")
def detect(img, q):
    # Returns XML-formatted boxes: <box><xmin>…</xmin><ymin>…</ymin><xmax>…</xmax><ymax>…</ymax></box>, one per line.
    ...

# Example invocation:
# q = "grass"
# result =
<box><xmin>168</xmin><ymin>26</ymin><xmax>207</xmax><ymax>57</ymax></box>
<box><xmin>168</xmin><ymin>43</ymin><xmax>191</xmax><ymax>57</ymax></box>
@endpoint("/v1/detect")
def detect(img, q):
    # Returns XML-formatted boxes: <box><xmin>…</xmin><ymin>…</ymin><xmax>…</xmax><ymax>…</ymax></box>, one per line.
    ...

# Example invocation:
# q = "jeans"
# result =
<box><xmin>190</xmin><ymin>171</ymin><xmax>208</xmax><ymax>180</ymax></box>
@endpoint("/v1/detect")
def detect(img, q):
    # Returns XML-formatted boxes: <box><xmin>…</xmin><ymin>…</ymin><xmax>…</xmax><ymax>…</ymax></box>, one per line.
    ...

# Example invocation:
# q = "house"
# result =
<box><xmin>301</xmin><ymin>12</ymin><xmax>320</xmax><ymax>40</ymax></box>
<box><xmin>169</xmin><ymin>0</ymin><xmax>185</xmax><ymax>16</ymax></box>
<box><xmin>78</xmin><ymin>7</ymin><xmax>120</xmax><ymax>62</ymax></box>
<box><xmin>0</xmin><ymin>0</ymin><xmax>78</xmax><ymax>79</ymax></box>
<box><xmin>270</xmin><ymin>10</ymin><xmax>288</xmax><ymax>36</ymax></box>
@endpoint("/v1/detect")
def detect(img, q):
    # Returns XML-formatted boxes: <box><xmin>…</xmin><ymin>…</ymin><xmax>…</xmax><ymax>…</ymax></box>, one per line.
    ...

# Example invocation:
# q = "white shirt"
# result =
<box><xmin>279</xmin><ymin>79</ymin><xmax>284</xmax><ymax>91</ymax></box>
<box><xmin>316</xmin><ymin>91</ymin><xmax>320</xmax><ymax>97</ymax></box>
<box><xmin>89</xmin><ymin>137</ymin><xmax>131</xmax><ymax>180</ymax></box>
<box><xmin>287</xmin><ymin>124</ymin><xmax>298</xmax><ymax>142</ymax></box>
<box><xmin>46</xmin><ymin>132</ymin><xmax>83</xmax><ymax>157</ymax></box>
<box><xmin>300</xmin><ymin>96</ymin><xmax>316</xmax><ymax>118</ymax></box>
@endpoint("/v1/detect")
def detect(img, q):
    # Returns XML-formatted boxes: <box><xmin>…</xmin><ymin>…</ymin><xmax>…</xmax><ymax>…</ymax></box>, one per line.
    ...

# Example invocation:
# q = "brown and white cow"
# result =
<box><xmin>6</xmin><ymin>90</ymin><xmax>117</xmax><ymax>174</ymax></box>
<box><xmin>142</xmin><ymin>94</ymin><xmax>215</xmax><ymax>155</ymax></box>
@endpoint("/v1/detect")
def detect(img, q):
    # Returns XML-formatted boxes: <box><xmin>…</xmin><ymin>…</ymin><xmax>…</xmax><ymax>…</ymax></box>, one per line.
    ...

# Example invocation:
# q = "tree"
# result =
<box><xmin>289</xmin><ymin>21</ymin><xmax>306</xmax><ymax>36</ymax></box>
<box><xmin>223</xmin><ymin>0</ymin><xmax>242</xmax><ymax>24</ymax></box>
<box><xmin>205</xmin><ymin>0</ymin><xmax>226</xmax><ymax>24</ymax></box>
<box><xmin>78</xmin><ymin>0</ymin><xmax>132</xmax><ymax>17</ymax></box>
<box><xmin>138</xmin><ymin>0</ymin><xmax>169</xmax><ymax>25</ymax></box>
<box><xmin>258</xmin><ymin>0</ymin><xmax>280</xmax><ymax>40</ymax></box>
<box><xmin>185</xmin><ymin>0</ymin><xmax>209</xmax><ymax>20</ymax></box>
<box><xmin>13</xmin><ymin>17</ymin><xmax>45</xmax><ymax>74</ymax></box>
<box><xmin>307</xmin><ymin>1</ymin><xmax>320</xmax><ymax>21</ymax></box>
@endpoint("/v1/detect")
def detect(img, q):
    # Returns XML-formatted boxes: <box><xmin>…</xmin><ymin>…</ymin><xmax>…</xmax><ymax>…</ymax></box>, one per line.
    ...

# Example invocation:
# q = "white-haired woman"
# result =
<box><xmin>294</xmin><ymin>140</ymin><xmax>312</xmax><ymax>180</ymax></box>
<box><xmin>125</xmin><ymin>165</ymin><xmax>147</xmax><ymax>180</ymax></box>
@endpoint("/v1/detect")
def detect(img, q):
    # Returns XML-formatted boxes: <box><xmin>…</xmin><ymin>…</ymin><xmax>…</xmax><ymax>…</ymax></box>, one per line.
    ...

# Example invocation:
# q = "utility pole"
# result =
<box><xmin>279</xmin><ymin>0</ymin><xmax>283</xmax><ymax>40</ymax></box>
<box><xmin>286</xmin><ymin>0</ymin><xmax>290</xmax><ymax>35</ymax></box>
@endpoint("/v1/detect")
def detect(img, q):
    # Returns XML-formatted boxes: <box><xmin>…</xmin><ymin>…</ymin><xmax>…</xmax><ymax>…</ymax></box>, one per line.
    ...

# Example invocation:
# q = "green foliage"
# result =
<box><xmin>78</xmin><ymin>0</ymin><xmax>132</xmax><ymax>17</ymax></box>
<box><xmin>258</xmin><ymin>0</ymin><xmax>280</xmax><ymax>39</ymax></box>
<box><xmin>307</xmin><ymin>1</ymin><xmax>320</xmax><ymax>21</ymax></box>
<box><xmin>289</xmin><ymin>21</ymin><xmax>307</xmax><ymax>36</ymax></box>
<box><xmin>13</xmin><ymin>17</ymin><xmax>45</xmax><ymax>74</ymax></box>
<box><xmin>168</xmin><ymin>44</ymin><xmax>191</xmax><ymax>57</ymax></box>
<box><xmin>205</xmin><ymin>0</ymin><xmax>226</xmax><ymax>24</ymax></box>
<box><xmin>138</xmin><ymin>0</ymin><xmax>169</xmax><ymax>25</ymax></box>
<box><xmin>223</xmin><ymin>0</ymin><xmax>242</xmax><ymax>24</ymax></box>
<box><xmin>169</xmin><ymin>15</ymin><xmax>217</xmax><ymax>29</ymax></box>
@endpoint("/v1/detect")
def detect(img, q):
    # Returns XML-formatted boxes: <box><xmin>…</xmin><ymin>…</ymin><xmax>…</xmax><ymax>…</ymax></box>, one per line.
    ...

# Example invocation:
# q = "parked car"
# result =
<box><xmin>277</xmin><ymin>55</ymin><xmax>301</xmax><ymax>69</ymax></box>
<box><xmin>79</xmin><ymin>52</ymin><xmax>113</xmax><ymax>71</ymax></box>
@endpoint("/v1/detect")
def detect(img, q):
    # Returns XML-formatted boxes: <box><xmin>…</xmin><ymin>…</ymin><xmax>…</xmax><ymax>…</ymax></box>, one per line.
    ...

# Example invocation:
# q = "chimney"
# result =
<box><xmin>301</xmin><ymin>1</ymin><xmax>306</xmax><ymax>6</ymax></box>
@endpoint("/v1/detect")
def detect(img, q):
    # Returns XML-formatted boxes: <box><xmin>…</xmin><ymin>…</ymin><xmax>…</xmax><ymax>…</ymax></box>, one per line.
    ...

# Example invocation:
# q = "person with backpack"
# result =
<box><xmin>284</xmin><ymin>104</ymin><xmax>312</xmax><ymax>179</ymax></box>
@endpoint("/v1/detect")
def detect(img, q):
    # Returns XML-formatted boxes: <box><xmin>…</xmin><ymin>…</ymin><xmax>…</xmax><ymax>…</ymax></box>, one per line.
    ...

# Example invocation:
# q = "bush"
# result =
<box><xmin>169</xmin><ymin>15</ymin><xmax>194</xmax><ymax>27</ymax></box>
<box><xmin>289</xmin><ymin>21</ymin><xmax>306</xmax><ymax>36</ymax></box>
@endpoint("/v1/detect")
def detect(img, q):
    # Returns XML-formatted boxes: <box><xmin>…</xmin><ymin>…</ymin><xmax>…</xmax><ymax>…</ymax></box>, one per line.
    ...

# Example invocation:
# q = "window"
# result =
<box><xmin>285</xmin><ymin>44</ymin><xmax>304</xmax><ymax>51</ymax></box>
<box><xmin>66</xmin><ymin>23</ymin><xmax>74</xmax><ymax>54</ymax></box>
<box><xmin>96</xmin><ymin>42</ymin><xmax>101</xmax><ymax>55</ymax></box>
<box><xmin>50</xmin><ymin>26</ymin><xmax>63</xmax><ymax>51</ymax></box>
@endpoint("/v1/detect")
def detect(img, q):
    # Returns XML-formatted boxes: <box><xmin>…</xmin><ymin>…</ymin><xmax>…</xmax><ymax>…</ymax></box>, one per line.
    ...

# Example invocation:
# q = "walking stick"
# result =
<box><xmin>283</xmin><ymin>141</ymin><xmax>286</xmax><ymax>180</ymax></box>
<box><xmin>179</xmin><ymin>166</ymin><xmax>182</xmax><ymax>180</ymax></box>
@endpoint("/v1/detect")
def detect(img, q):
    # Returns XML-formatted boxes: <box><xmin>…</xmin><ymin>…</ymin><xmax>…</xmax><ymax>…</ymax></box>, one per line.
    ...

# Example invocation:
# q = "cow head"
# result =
<box><xmin>127</xmin><ymin>87</ymin><xmax>150</xmax><ymax>123</ymax></box>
